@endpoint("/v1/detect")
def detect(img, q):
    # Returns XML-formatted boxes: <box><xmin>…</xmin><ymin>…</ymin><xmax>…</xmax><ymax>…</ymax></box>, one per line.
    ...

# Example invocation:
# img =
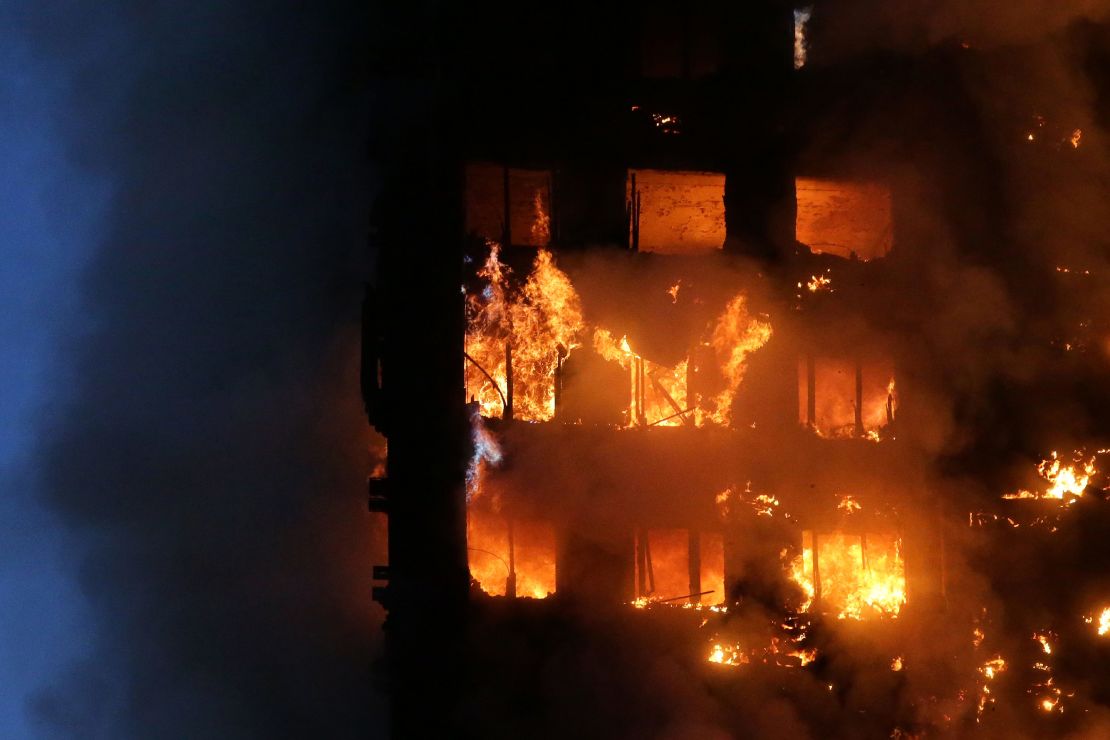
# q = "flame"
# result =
<box><xmin>530</xmin><ymin>189</ymin><xmax>550</xmax><ymax>245</ymax></box>
<box><xmin>789</xmin><ymin>535</ymin><xmax>815</xmax><ymax>613</ymax></box>
<box><xmin>805</xmin><ymin>274</ymin><xmax>832</xmax><ymax>293</ymax></box>
<box><xmin>790</xmin><ymin>532</ymin><xmax>906</xmax><ymax>619</ymax></box>
<box><xmin>837</xmin><ymin>495</ymin><xmax>862</xmax><ymax>514</ymax></box>
<box><xmin>976</xmin><ymin>656</ymin><xmax>1007</xmax><ymax>720</ymax></box>
<box><xmin>1003</xmin><ymin>450</ymin><xmax>1095</xmax><ymax>503</ymax></box>
<box><xmin>790</xmin><ymin>648</ymin><xmax>818</xmax><ymax>666</ymax></box>
<box><xmin>465</xmin><ymin>244</ymin><xmax>584</xmax><ymax>421</ymax></box>
<box><xmin>891</xmin><ymin>655</ymin><xmax>904</xmax><ymax>671</ymax></box>
<box><xmin>1034</xmin><ymin>632</ymin><xmax>1052</xmax><ymax>655</ymax></box>
<box><xmin>697</xmin><ymin>295</ymin><xmax>773</xmax><ymax>426</ymax></box>
<box><xmin>467</xmin><ymin>510</ymin><xmax>556</xmax><ymax>599</ymax></box>
<box><xmin>594</xmin><ymin>295</ymin><xmax>770</xmax><ymax>428</ymax></box>
<box><xmin>1070</xmin><ymin>128</ymin><xmax>1082</xmax><ymax>148</ymax></box>
<box><xmin>1083</xmin><ymin>606</ymin><xmax>1110</xmax><ymax>635</ymax></box>
<box><xmin>707</xmin><ymin>642</ymin><xmax>748</xmax><ymax>666</ymax></box>
<box><xmin>706</xmin><ymin>636</ymin><xmax>814</xmax><ymax>668</ymax></box>
<box><xmin>667</xmin><ymin>281</ymin><xmax>681</xmax><ymax>304</ymax></box>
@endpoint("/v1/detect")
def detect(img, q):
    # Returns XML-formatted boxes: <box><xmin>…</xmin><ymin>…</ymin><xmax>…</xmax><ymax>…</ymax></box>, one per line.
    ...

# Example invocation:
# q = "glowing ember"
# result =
<box><xmin>707</xmin><ymin>641</ymin><xmax>747</xmax><ymax>666</ymax></box>
<box><xmin>791</xmin><ymin>532</ymin><xmax>906</xmax><ymax>619</ymax></box>
<box><xmin>805</xmin><ymin>274</ymin><xmax>832</xmax><ymax>293</ymax></box>
<box><xmin>976</xmin><ymin>656</ymin><xmax>1007</xmax><ymax>721</ymax></box>
<box><xmin>1002</xmin><ymin>450</ymin><xmax>1095</xmax><ymax>504</ymax></box>
<box><xmin>789</xmin><ymin>648</ymin><xmax>818</xmax><ymax>666</ymax></box>
<box><xmin>837</xmin><ymin>495</ymin><xmax>862</xmax><ymax>514</ymax></box>
<box><xmin>667</xmin><ymin>281</ymin><xmax>681</xmax><ymax>304</ymax></box>
<box><xmin>649</xmin><ymin>112</ymin><xmax>681</xmax><ymax>135</ymax></box>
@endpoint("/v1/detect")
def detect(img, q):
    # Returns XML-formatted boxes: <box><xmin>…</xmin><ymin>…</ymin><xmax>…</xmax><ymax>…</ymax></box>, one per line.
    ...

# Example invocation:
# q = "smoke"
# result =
<box><xmin>21</xmin><ymin>2</ymin><xmax>386</xmax><ymax>737</ymax></box>
<box><xmin>813</xmin><ymin>0</ymin><xmax>1110</xmax><ymax>54</ymax></box>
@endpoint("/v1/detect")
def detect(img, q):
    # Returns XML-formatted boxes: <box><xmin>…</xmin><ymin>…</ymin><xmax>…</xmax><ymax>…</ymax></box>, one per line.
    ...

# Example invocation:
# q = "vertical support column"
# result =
<box><xmin>628</xmin><ymin>171</ymin><xmax>639</xmax><ymax>252</ymax></box>
<box><xmin>637</xmin><ymin>357</ymin><xmax>646</xmax><ymax>426</ymax></box>
<box><xmin>504</xmin><ymin>342</ymin><xmax>514</xmax><ymax>421</ymax></box>
<box><xmin>506</xmin><ymin>518</ymin><xmax>517</xmax><ymax>599</ymax></box>
<box><xmin>811</xmin><ymin>531</ymin><xmax>822</xmax><ymax>606</ymax></box>
<box><xmin>502</xmin><ymin>164</ymin><xmax>512</xmax><ymax>247</ymax></box>
<box><xmin>549</xmin><ymin>169</ymin><xmax>559</xmax><ymax>244</ymax></box>
<box><xmin>375</xmin><ymin>29</ymin><xmax>470</xmax><ymax>734</ymax></box>
<box><xmin>806</xmin><ymin>354</ymin><xmax>816</xmax><ymax>427</ymax></box>
<box><xmin>553</xmin><ymin>347</ymin><xmax>563</xmax><ymax>420</ymax></box>
<box><xmin>635</xmin><ymin>529</ymin><xmax>647</xmax><ymax>599</ymax></box>
<box><xmin>854</xmin><ymin>361</ymin><xmax>864</xmax><ymax>437</ymax></box>
<box><xmin>688</xmin><ymin>530</ymin><xmax>702</xmax><ymax>604</ymax></box>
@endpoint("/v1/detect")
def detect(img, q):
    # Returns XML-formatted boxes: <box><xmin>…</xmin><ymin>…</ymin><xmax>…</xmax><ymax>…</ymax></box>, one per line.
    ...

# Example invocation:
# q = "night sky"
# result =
<box><xmin>1</xmin><ymin>2</ymin><xmax>380</xmax><ymax>737</ymax></box>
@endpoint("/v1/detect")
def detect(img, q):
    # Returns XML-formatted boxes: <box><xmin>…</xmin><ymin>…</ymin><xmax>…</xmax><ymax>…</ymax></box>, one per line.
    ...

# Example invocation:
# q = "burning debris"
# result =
<box><xmin>1002</xmin><ymin>450</ymin><xmax>1097</xmax><ymax>504</ymax></box>
<box><xmin>1083</xmin><ymin>607</ymin><xmax>1110</xmax><ymax>637</ymax></box>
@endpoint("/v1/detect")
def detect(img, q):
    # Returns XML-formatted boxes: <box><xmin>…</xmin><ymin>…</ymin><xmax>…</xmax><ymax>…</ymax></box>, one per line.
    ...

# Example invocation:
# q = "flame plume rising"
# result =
<box><xmin>465</xmin><ymin>245</ymin><xmax>584</xmax><ymax>421</ymax></box>
<box><xmin>697</xmin><ymin>295</ymin><xmax>773</xmax><ymax>426</ymax></box>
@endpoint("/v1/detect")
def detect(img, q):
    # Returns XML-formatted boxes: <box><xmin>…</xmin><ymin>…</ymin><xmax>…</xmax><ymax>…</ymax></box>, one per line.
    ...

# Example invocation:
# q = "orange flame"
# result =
<box><xmin>790</xmin><ymin>532</ymin><xmax>906</xmax><ymax>619</ymax></box>
<box><xmin>465</xmin><ymin>245</ymin><xmax>584</xmax><ymax>421</ymax></box>
<box><xmin>1003</xmin><ymin>450</ymin><xmax>1095</xmax><ymax>504</ymax></box>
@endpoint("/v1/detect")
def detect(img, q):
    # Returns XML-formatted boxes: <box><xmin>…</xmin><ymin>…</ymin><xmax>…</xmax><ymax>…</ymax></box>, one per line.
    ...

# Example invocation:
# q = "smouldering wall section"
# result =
<box><xmin>628</xmin><ymin>169</ymin><xmax>726</xmax><ymax>254</ymax></box>
<box><xmin>795</xmin><ymin>178</ymin><xmax>892</xmax><ymax>260</ymax></box>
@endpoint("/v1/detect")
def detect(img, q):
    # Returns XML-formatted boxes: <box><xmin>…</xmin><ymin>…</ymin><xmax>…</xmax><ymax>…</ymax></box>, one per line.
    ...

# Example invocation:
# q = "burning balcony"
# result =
<box><xmin>791</xmin><ymin>530</ymin><xmax>907</xmax><ymax>620</ymax></box>
<box><xmin>467</xmin><ymin>508</ymin><xmax>557</xmax><ymax>600</ymax></box>
<box><xmin>798</xmin><ymin>355</ymin><xmax>897</xmax><ymax>440</ymax></box>
<box><xmin>464</xmin><ymin>243</ymin><xmax>771</xmax><ymax>427</ymax></box>
<box><xmin>633</xmin><ymin>529</ymin><xmax>725</xmax><ymax>606</ymax></box>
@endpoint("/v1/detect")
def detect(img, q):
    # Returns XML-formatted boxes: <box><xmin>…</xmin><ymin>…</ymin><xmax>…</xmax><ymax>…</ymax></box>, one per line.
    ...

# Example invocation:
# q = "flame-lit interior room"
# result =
<box><xmin>366</xmin><ymin>2</ymin><xmax>1110</xmax><ymax>737</ymax></box>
